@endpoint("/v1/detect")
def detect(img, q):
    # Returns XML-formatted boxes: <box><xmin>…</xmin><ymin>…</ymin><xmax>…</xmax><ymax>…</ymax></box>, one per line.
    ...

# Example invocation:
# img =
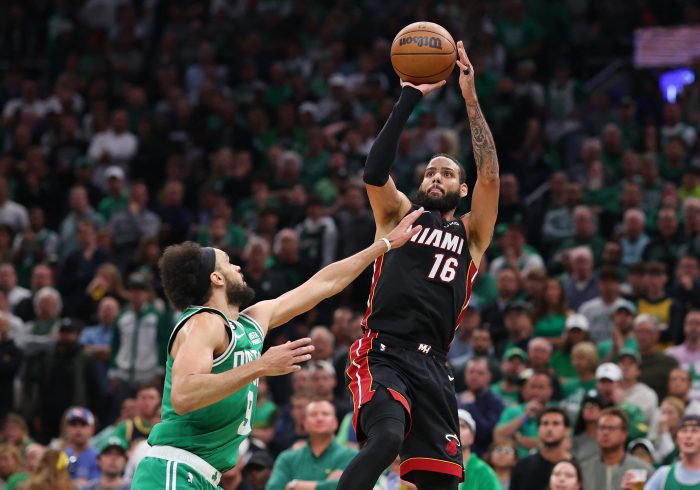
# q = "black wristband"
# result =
<box><xmin>363</xmin><ymin>86</ymin><xmax>423</xmax><ymax>186</ymax></box>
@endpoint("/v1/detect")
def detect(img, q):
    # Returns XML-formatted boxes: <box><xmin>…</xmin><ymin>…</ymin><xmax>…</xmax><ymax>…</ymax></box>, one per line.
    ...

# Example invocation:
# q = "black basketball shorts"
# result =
<box><xmin>346</xmin><ymin>329</ymin><xmax>464</xmax><ymax>482</ymax></box>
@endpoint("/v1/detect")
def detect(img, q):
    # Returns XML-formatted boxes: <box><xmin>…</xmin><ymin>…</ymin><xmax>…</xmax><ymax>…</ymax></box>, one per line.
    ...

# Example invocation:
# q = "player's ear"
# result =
<box><xmin>460</xmin><ymin>183</ymin><xmax>468</xmax><ymax>198</ymax></box>
<box><xmin>210</xmin><ymin>271</ymin><xmax>224</xmax><ymax>286</ymax></box>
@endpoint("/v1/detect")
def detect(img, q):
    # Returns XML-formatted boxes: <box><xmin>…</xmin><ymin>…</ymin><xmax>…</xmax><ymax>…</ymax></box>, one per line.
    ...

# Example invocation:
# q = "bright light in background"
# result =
<box><xmin>659</xmin><ymin>68</ymin><xmax>695</xmax><ymax>103</ymax></box>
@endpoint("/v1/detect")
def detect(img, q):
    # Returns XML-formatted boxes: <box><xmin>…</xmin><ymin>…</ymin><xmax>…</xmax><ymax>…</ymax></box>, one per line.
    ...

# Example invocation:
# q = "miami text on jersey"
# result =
<box><xmin>409</xmin><ymin>227</ymin><xmax>465</xmax><ymax>254</ymax></box>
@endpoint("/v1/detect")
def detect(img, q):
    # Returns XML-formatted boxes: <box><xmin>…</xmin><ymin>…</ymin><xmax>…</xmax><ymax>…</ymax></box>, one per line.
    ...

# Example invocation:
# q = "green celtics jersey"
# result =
<box><xmin>147</xmin><ymin>306</ymin><xmax>265</xmax><ymax>473</ymax></box>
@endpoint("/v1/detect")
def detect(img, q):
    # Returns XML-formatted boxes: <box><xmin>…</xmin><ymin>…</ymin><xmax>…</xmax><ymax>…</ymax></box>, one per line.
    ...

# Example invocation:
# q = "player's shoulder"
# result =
<box><xmin>186</xmin><ymin>310</ymin><xmax>228</xmax><ymax>325</ymax></box>
<box><xmin>179</xmin><ymin>311</ymin><xmax>228</xmax><ymax>338</ymax></box>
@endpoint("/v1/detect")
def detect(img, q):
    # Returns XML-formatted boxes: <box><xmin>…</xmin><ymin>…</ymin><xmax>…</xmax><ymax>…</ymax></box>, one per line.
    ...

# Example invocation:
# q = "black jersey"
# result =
<box><xmin>361</xmin><ymin>205</ymin><xmax>478</xmax><ymax>351</ymax></box>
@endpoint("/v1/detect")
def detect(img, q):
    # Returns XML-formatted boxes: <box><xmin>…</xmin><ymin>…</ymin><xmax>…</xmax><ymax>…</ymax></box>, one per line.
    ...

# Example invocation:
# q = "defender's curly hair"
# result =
<box><xmin>158</xmin><ymin>241</ymin><xmax>212</xmax><ymax>310</ymax></box>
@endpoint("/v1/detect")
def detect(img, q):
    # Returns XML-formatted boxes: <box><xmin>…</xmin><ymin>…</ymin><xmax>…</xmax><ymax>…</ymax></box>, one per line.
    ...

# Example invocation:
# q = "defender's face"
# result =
<box><xmin>214</xmin><ymin>248</ymin><xmax>256</xmax><ymax>307</ymax></box>
<box><xmin>215</xmin><ymin>249</ymin><xmax>245</xmax><ymax>287</ymax></box>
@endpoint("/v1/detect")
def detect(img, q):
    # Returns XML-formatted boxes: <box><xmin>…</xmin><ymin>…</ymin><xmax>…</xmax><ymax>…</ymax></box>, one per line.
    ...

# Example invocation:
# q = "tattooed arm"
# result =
<box><xmin>456</xmin><ymin>40</ymin><xmax>500</xmax><ymax>265</ymax></box>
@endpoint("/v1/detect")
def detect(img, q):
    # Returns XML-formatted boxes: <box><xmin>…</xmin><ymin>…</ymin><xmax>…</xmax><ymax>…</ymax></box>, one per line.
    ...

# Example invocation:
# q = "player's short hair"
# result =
<box><xmin>634</xmin><ymin>313</ymin><xmax>660</xmax><ymax>331</ymax></box>
<box><xmin>599</xmin><ymin>407</ymin><xmax>629</xmax><ymax>432</ymax></box>
<box><xmin>304</xmin><ymin>398</ymin><xmax>336</xmax><ymax>417</ymax></box>
<box><xmin>598</xmin><ymin>266</ymin><xmax>620</xmax><ymax>283</ymax></box>
<box><xmin>467</xmin><ymin>356</ymin><xmax>491</xmax><ymax>370</ymax></box>
<box><xmin>528</xmin><ymin>337</ymin><xmax>552</xmax><ymax>353</ymax></box>
<box><xmin>627</xmin><ymin>262</ymin><xmax>646</xmax><ymax>276</ymax></box>
<box><xmin>309</xmin><ymin>360</ymin><xmax>336</xmax><ymax>376</ymax></box>
<box><xmin>538</xmin><ymin>407</ymin><xmax>570</xmax><ymax>427</ymax></box>
<box><xmin>136</xmin><ymin>381</ymin><xmax>162</xmax><ymax>397</ymax></box>
<box><xmin>159</xmin><ymin>241</ymin><xmax>214</xmax><ymax>311</ymax></box>
<box><xmin>430</xmin><ymin>153</ymin><xmax>467</xmax><ymax>184</ymax></box>
<box><xmin>570</xmin><ymin>246</ymin><xmax>593</xmax><ymax>262</ymax></box>
<box><xmin>645</xmin><ymin>261</ymin><xmax>667</xmax><ymax>276</ymax></box>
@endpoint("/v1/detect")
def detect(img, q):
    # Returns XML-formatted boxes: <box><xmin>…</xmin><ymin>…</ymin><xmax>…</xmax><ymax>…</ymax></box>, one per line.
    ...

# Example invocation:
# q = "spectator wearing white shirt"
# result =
<box><xmin>579</xmin><ymin>267</ymin><xmax>633</xmax><ymax>343</ymax></box>
<box><xmin>620</xmin><ymin>209</ymin><xmax>649</xmax><ymax>266</ymax></box>
<box><xmin>0</xmin><ymin>263</ymin><xmax>30</xmax><ymax>311</ymax></box>
<box><xmin>0</xmin><ymin>176</ymin><xmax>29</xmax><ymax>233</ymax></box>
<box><xmin>2</xmin><ymin>80</ymin><xmax>47</xmax><ymax>126</ymax></box>
<box><xmin>88</xmin><ymin>109</ymin><xmax>137</xmax><ymax>190</ymax></box>
<box><xmin>661</xmin><ymin>102</ymin><xmax>697</xmax><ymax>148</ymax></box>
<box><xmin>489</xmin><ymin>223</ymin><xmax>545</xmax><ymax>278</ymax></box>
<box><xmin>58</xmin><ymin>185</ymin><xmax>105</xmax><ymax>261</ymax></box>
<box><xmin>617</xmin><ymin>349</ymin><xmax>659</xmax><ymax>424</ymax></box>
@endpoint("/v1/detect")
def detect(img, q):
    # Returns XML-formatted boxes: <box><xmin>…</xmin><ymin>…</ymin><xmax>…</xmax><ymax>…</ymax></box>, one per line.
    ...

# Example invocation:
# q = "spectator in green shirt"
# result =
<box><xmin>549</xmin><ymin>314</ymin><xmax>593</xmax><ymax>381</ymax></box>
<box><xmin>494</xmin><ymin>371</ymin><xmax>555</xmax><ymax>456</ymax></box>
<box><xmin>597</xmin><ymin>303</ymin><xmax>638</xmax><ymax>363</ymax></box>
<box><xmin>98</xmin><ymin>166</ymin><xmax>129</xmax><ymax>221</ymax></box>
<box><xmin>0</xmin><ymin>443</ymin><xmax>28</xmax><ymax>490</ymax></box>
<box><xmin>458</xmin><ymin>409</ymin><xmax>501</xmax><ymax>490</ymax></box>
<box><xmin>532</xmin><ymin>278</ymin><xmax>569</xmax><ymax>342</ymax></box>
<box><xmin>491</xmin><ymin>347</ymin><xmax>529</xmax><ymax>408</ymax></box>
<box><xmin>560</xmin><ymin>341</ymin><xmax>598</xmax><ymax>421</ymax></box>
<box><xmin>266</xmin><ymin>400</ymin><xmax>357</xmax><ymax>490</ymax></box>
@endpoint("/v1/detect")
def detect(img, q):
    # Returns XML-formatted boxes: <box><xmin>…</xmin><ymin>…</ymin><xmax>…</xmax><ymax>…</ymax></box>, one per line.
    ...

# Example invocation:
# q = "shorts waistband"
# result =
<box><xmin>147</xmin><ymin>445</ymin><xmax>221</xmax><ymax>487</ymax></box>
<box><xmin>370</xmin><ymin>331</ymin><xmax>447</xmax><ymax>360</ymax></box>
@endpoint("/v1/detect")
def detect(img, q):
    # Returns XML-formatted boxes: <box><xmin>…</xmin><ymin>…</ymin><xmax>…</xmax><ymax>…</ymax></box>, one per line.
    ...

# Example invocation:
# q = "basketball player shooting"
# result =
<box><xmin>337</xmin><ymin>41</ymin><xmax>499</xmax><ymax>490</ymax></box>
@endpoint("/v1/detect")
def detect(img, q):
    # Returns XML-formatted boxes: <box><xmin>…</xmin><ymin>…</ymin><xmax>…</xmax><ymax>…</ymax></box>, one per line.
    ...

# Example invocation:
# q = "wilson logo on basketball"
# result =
<box><xmin>398</xmin><ymin>36</ymin><xmax>443</xmax><ymax>49</ymax></box>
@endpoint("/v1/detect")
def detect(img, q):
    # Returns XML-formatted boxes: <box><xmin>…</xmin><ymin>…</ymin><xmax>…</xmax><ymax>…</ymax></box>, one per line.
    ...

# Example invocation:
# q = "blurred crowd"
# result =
<box><xmin>1</xmin><ymin>0</ymin><xmax>700</xmax><ymax>489</ymax></box>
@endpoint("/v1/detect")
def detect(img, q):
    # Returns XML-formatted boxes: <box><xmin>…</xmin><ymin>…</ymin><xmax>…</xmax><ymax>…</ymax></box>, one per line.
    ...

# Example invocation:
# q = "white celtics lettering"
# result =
<box><xmin>233</xmin><ymin>350</ymin><xmax>261</xmax><ymax>386</ymax></box>
<box><xmin>410</xmin><ymin>227</ymin><xmax>464</xmax><ymax>254</ymax></box>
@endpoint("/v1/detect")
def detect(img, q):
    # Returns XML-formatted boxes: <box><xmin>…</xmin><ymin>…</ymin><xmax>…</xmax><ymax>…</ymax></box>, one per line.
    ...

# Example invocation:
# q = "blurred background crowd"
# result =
<box><xmin>1</xmin><ymin>0</ymin><xmax>700</xmax><ymax>489</ymax></box>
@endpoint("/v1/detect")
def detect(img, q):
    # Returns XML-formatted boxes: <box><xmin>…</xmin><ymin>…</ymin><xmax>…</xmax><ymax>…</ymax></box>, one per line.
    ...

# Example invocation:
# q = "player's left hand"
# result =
<box><xmin>382</xmin><ymin>207</ymin><xmax>424</xmax><ymax>250</ymax></box>
<box><xmin>400</xmin><ymin>79</ymin><xmax>447</xmax><ymax>96</ymax></box>
<box><xmin>455</xmin><ymin>40</ymin><xmax>476</xmax><ymax>100</ymax></box>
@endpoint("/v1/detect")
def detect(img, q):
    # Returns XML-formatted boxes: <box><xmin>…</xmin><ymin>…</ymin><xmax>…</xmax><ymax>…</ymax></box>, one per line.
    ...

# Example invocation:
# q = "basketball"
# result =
<box><xmin>390</xmin><ymin>22</ymin><xmax>457</xmax><ymax>85</ymax></box>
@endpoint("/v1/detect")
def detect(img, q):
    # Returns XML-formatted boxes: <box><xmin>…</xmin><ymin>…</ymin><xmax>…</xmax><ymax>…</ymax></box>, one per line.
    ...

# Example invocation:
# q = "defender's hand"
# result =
<box><xmin>259</xmin><ymin>338</ymin><xmax>314</xmax><ymax>376</ymax></box>
<box><xmin>400</xmin><ymin>79</ymin><xmax>446</xmax><ymax>96</ymax></box>
<box><xmin>382</xmin><ymin>207</ymin><xmax>424</xmax><ymax>250</ymax></box>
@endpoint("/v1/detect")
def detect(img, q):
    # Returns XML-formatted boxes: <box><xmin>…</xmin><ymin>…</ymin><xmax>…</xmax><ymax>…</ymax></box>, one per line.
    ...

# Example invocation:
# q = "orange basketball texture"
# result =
<box><xmin>391</xmin><ymin>22</ymin><xmax>457</xmax><ymax>84</ymax></box>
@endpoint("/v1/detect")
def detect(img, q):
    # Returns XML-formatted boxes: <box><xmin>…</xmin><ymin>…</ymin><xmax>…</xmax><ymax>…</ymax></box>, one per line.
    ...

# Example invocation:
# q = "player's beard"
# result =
<box><xmin>225</xmin><ymin>275</ymin><xmax>256</xmax><ymax>307</ymax></box>
<box><xmin>413</xmin><ymin>187</ymin><xmax>461</xmax><ymax>213</ymax></box>
<box><xmin>543</xmin><ymin>436</ymin><xmax>565</xmax><ymax>449</ymax></box>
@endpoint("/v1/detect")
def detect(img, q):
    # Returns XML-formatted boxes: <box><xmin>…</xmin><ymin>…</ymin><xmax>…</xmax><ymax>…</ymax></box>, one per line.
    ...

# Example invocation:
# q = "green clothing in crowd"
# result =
<box><xmin>495</xmin><ymin>404</ymin><xmax>539</xmax><ymax>457</ymax></box>
<box><xmin>4</xmin><ymin>473</ymin><xmax>29</xmax><ymax>490</ymax></box>
<box><xmin>254</xmin><ymin>400</ymin><xmax>277</xmax><ymax>429</ymax></box>
<box><xmin>549</xmin><ymin>350</ymin><xmax>577</xmax><ymax>380</ymax></box>
<box><xmin>533</xmin><ymin>313</ymin><xmax>566</xmax><ymax>338</ymax></box>
<box><xmin>597</xmin><ymin>337</ymin><xmax>639</xmax><ymax>363</ymax></box>
<box><xmin>459</xmin><ymin>453</ymin><xmax>501</xmax><ymax>490</ymax></box>
<box><xmin>490</xmin><ymin>382</ymin><xmax>520</xmax><ymax>408</ymax></box>
<box><xmin>266</xmin><ymin>440</ymin><xmax>357</xmax><ymax>490</ymax></box>
<box><xmin>98</xmin><ymin>193</ymin><xmax>129</xmax><ymax>221</ymax></box>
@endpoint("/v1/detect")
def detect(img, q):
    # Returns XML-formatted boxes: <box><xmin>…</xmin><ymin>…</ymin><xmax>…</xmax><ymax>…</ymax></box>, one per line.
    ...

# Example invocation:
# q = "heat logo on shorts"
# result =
<box><xmin>444</xmin><ymin>434</ymin><xmax>460</xmax><ymax>457</ymax></box>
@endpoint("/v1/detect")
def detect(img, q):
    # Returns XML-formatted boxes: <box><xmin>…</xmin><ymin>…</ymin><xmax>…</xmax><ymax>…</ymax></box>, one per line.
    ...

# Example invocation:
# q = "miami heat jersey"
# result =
<box><xmin>362</xmin><ymin>205</ymin><xmax>478</xmax><ymax>351</ymax></box>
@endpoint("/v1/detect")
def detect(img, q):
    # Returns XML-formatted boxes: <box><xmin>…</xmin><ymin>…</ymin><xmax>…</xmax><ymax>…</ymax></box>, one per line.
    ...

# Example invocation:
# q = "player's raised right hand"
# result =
<box><xmin>259</xmin><ymin>337</ymin><xmax>314</xmax><ymax>376</ymax></box>
<box><xmin>382</xmin><ymin>207</ymin><xmax>424</xmax><ymax>250</ymax></box>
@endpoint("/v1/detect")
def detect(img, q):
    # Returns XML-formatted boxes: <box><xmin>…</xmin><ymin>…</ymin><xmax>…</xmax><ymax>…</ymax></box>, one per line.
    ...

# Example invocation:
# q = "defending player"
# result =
<box><xmin>131</xmin><ymin>209</ymin><xmax>423</xmax><ymax>489</ymax></box>
<box><xmin>337</xmin><ymin>41</ymin><xmax>499</xmax><ymax>489</ymax></box>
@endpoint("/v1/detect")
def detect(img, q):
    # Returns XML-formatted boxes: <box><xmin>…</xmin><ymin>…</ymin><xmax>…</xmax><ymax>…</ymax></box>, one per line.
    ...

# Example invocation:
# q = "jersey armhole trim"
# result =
<box><xmin>168</xmin><ymin>307</ymin><xmax>236</xmax><ymax>365</ymax></box>
<box><xmin>239</xmin><ymin>312</ymin><xmax>265</xmax><ymax>339</ymax></box>
<box><xmin>212</xmin><ymin>323</ymin><xmax>237</xmax><ymax>367</ymax></box>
